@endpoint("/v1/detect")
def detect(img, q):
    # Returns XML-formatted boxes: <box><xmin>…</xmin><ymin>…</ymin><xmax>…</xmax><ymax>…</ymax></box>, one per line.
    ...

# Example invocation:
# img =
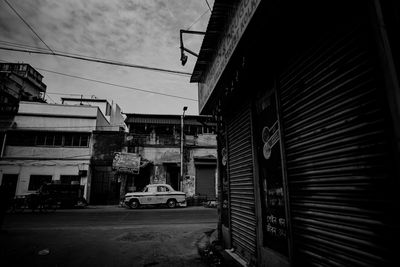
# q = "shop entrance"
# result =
<box><xmin>165</xmin><ymin>164</ymin><xmax>179</xmax><ymax>190</ymax></box>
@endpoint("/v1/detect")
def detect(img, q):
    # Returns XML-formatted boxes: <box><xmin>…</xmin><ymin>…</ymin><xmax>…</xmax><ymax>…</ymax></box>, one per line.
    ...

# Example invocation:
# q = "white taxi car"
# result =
<box><xmin>124</xmin><ymin>184</ymin><xmax>187</xmax><ymax>209</ymax></box>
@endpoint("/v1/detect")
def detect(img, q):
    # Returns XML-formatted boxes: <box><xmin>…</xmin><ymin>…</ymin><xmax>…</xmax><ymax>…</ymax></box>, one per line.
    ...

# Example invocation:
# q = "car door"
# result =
<box><xmin>139</xmin><ymin>186</ymin><xmax>156</xmax><ymax>204</ymax></box>
<box><xmin>156</xmin><ymin>186</ymin><xmax>169</xmax><ymax>204</ymax></box>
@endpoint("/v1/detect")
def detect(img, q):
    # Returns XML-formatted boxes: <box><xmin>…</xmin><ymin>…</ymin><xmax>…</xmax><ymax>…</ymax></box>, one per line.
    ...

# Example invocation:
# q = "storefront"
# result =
<box><xmin>191</xmin><ymin>1</ymin><xmax>400</xmax><ymax>266</ymax></box>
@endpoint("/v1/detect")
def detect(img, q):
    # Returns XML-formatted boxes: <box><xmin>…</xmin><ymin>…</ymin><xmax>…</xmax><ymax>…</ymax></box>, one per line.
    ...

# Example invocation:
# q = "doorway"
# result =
<box><xmin>1</xmin><ymin>174</ymin><xmax>18</xmax><ymax>200</ymax></box>
<box><xmin>166</xmin><ymin>164</ymin><xmax>179</xmax><ymax>190</ymax></box>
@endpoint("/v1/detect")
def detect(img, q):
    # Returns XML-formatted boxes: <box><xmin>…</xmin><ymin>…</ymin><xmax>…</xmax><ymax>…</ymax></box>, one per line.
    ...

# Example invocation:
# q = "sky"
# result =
<box><xmin>0</xmin><ymin>0</ymin><xmax>214</xmax><ymax>116</ymax></box>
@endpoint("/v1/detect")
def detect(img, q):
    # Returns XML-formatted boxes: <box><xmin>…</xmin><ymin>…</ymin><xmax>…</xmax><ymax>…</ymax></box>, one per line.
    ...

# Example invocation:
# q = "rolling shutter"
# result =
<box><xmin>196</xmin><ymin>165</ymin><xmax>216</xmax><ymax>199</ymax></box>
<box><xmin>226</xmin><ymin>105</ymin><xmax>257</xmax><ymax>261</ymax></box>
<box><xmin>280</xmin><ymin>28</ymin><xmax>395</xmax><ymax>266</ymax></box>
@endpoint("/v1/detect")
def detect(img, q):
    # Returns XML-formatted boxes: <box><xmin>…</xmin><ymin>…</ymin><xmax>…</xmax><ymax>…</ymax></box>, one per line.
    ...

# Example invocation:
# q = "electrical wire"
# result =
<box><xmin>40</xmin><ymin>68</ymin><xmax>197</xmax><ymax>101</ymax></box>
<box><xmin>3</xmin><ymin>0</ymin><xmax>55</xmax><ymax>54</ymax></box>
<box><xmin>9</xmin><ymin>125</ymin><xmax>126</xmax><ymax>129</ymax></box>
<box><xmin>0</xmin><ymin>46</ymin><xmax>192</xmax><ymax>76</ymax></box>
<box><xmin>44</xmin><ymin>93</ymin><xmax>57</xmax><ymax>104</ymax></box>
<box><xmin>186</xmin><ymin>9</ymin><xmax>209</xmax><ymax>30</ymax></box>
<box><xmin>0</xmin><ymin>59</ymin><xmax>198</xmax><ymax>102</ymax></box>
<box><xmin>0</xmin><ymin>40</ymin><xmax>191</xmax><ymax>77</ymax></box>
<box><xmin>204</xmin><ymin>0</ymin><xmax>212</xmax><ymax>12</ymax></box>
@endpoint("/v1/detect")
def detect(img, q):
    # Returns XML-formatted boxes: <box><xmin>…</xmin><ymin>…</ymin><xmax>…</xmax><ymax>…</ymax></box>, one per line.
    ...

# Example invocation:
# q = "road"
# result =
<box><xmin>0</xmin><ymin>206</ymin><xmax>218</xmax><ymax>267</ymax></box>
<box><xmin>3</xmin><ymin>206</ymin><xmax>218</xmax><ymax>230</ymax></box>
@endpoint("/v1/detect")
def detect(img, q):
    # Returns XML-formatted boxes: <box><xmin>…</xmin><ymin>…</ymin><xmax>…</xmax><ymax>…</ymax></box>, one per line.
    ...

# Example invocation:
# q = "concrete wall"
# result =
<box><xmin>4</xmin><ymin>146</ymin><xmax>91</xmax><ymax>159</ymax></box>
<box><xmin>136</xmin><ymin>146</ymin><xmax>217</xmax><ymax>197</ymax></box>
<box><xmin>0</xmin><ymin>160</ymin><xmax>90</xmax><ymax>198</ymax></box>
<box><xmin>16</xmin><ymin>102</ymin><xmax>99</xmax><ymax>132</ymax></box>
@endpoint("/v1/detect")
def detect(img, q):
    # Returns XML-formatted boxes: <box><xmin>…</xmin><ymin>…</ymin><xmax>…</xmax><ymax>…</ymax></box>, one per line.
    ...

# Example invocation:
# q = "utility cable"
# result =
<box><xmin>204</xmin><ymin>0</ymin><xmax>212</xmax><ymax>12</ymax></box>
<box><xmin>3</xmin><ymin>0</ymin><xmax>55</xmax><ymax>54</ymax></box>
<box><xmin>186</xmin><ymin>9</ymin><xmax>209</xmax><ymax>30</ymax></box>
<box><xmin>0</xmin><ymin>46</ymin><xmax>192</xmax><ymax>76</ymax></box>
<box><xmin>0</xmin><ymin>59</ymin><xmax>197</xmax><ymax>101</ymax></box>
<box><xmin>8</xmin><ymin>125</ymin><xmax>126</xmax><ymax>129</ymax></box>
<box><xmin>36</xmin><ymin>68</ymin><xmax>197</xmax><ymax>101</ymax></box>
<box><xmin>0</xmin><ymin>40</ymin><xmax>191</xmax><ymax>77</ymax></box>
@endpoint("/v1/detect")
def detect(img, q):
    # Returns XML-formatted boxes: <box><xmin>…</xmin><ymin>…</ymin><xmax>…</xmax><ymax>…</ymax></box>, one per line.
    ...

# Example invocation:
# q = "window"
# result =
<box><xmin>6</xmin><ymin>131</ymin><xmax>90</xmax><ymax>147</ymax></box>
<box><xmin>35</xmin><ymin>133</ymin><xmax>46</xmax><ymax>146</ymax></box>
<box><xmin>64</xmin><ymin>134</ymin><xmax>73</xmax><ymax>146</ymax></box>
<box><xmin>157</xmin><ymin>186</ymin><xmax>169</xmax><ymax>192</ymax></box>
<box><xmin>60</xmin><ymin>175</ymin><xmax>80</xmax><ymax>184</ymax></box>
<box><xmin>80</xmin><ymin>135</ymin><xmax>89</xmax><ymax>147</ymax></box>
<box><xmin>148</xmin><ymin>186</ymin><xmax>157</xmax><ymax>194</ymax></box>
<box><xmin>72</xmin><ymin>134</ymin><xmax>80</xmax><ymax>146</ymax></box>
<box><xmin>28</xmin><ymin>175</ymin><xmax>52</xmax><ymax>191</ymax></box>
<box><xmin>54</xmin><ymin>133</ymin><xmax>63</xmax><ymax>146</ymax></box>
<box><xmin>45</xmin><ymin>134</ymin><xmax>55</xmax><ymax>146</ymax></box>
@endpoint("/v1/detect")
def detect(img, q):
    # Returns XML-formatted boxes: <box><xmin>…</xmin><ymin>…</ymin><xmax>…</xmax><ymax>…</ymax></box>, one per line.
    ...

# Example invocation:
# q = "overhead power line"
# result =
<box><xmin>0</xmin><ymin>46</ymin><xmax>192</xmax><ymax>76</ymax></box>
<box><xmin>40</xmin><ymin>68</ymin><xmax>198</xmax><ymax>102</ymax></box>
<box><xmin>186</xmin><ymin>9</ymin><xmax>209</xmax><ymax>30</ymax></box>
<box><xmin>3</xmin><ymin>0</ymin><xmax>55</xmax><ymax>54</ymax></box>
<box><xmin>0</xmin><ymin>40</ymin><xmax>191</xmax><ymax>77</ymax></box>
<box><xmin>204</xmin><ymin>0</ymin><xmax>212</xmax><ymax>12</ymax></box>
<box><xmin>0</xmin><ymin>58</ymin><xmax>197</xmax><ymax>101</ymax></box>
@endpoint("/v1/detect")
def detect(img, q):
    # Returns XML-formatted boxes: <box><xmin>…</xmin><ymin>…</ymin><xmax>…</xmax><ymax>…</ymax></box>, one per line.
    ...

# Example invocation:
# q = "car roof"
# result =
<box><xmin>147</xmin><ymin>184</ymin><xmax>172</xmax><ymax>187</ymax></box>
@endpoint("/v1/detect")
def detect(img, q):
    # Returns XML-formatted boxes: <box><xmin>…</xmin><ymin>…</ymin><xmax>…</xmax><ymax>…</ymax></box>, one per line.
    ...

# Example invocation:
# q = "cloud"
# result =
<box><xmin>0</xmin><ymin>0</ymin><xmax>210</xmax><ymax>115</ymax></box>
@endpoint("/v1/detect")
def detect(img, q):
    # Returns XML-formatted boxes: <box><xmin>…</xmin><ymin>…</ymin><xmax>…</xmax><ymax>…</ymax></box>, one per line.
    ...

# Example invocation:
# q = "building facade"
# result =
<box><xmin>0</xmin><ymin>99</ymin><xmax>125</xmax><ymax>203</ymax></box>
<box><xmin>124</xmin><ymin>113</ymin><xmax>217</xmax><ymax>199</ymax></box>
<box><xmin>0</xmin><ymin>63</ymin><xmax>47</xmax><ymax>156</ymax></box>
<box><xmin>191</xmin><ymin>1</ymin><xmax>400</xmax><ymax>266</ymax></box>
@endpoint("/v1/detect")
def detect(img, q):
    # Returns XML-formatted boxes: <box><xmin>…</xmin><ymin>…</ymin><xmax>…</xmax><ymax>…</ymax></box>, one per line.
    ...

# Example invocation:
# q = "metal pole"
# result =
<box><xmin>180</xmin><ymin>106</ymin><xmax>187</xmax><ymax>191</ymax></box>
<box><xmin>1</xmin><ymin>132</ymin><xmax>7</xmax><ymax>158</ymax></box>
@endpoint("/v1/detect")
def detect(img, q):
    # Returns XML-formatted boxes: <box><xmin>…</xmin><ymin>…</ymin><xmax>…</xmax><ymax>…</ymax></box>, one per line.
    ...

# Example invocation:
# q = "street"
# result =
<box><xmin>0</xmin><ymin>206</ymin><xmax>218</xmax><ymax>267</ymax></box>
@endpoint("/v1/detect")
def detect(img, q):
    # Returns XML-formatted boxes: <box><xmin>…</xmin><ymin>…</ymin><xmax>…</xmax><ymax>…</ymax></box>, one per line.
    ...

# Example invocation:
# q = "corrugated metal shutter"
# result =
<box><xmin>196</xmin><ymin>165</ymin><xmax>216</xmax><ymax>199</ymax></box>
<box><xmin>280</xmin><ymin>28</ymin><xmax>395</xmax><ymax>266</ymax></box>
<box><xmin>226</xmin><ymin>105</ymin><xmax>257</xmax><ymax>261</ymax></box>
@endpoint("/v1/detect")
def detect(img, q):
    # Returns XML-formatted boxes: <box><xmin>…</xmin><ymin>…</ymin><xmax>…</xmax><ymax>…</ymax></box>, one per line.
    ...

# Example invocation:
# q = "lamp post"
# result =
<box><xmin>180</xmin><ymin>106</ymin><xmax>188</xmax><ymax>191</ymax></box>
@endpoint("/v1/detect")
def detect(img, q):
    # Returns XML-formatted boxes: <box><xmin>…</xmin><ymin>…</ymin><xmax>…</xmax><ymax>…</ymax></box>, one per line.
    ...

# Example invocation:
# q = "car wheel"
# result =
<box><xmin>167</xmin><ymin>199</ymin><xmax>176</xmax><ymax>208</ymax></box>
<box><xmin>129</xmin><ymin>199</ymin><xmax>139</xmax><ymax>209</ymax></box>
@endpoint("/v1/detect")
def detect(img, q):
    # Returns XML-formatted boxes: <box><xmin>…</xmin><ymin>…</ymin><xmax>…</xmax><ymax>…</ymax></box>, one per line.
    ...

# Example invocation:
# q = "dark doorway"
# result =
<box><xmin>134</xmin><ymin>164</ymin><xmax>151</xmax><ymax>192</ymax></box>
<box><xmin>90</xmin><ymin>166</ymin><xmax>119</xmax><ymax>205</ymax></box>
<box><xmin>166</xmin><ymin>164</ymin><xmax>179</xmax><ymax>190</ymax></box>
<box><xmin>2</xmin><ymin>174</ymin><xmax>18</xmax><ymax>200</ymax></box>
<box><xmin>196</xmin><ymin>165</ymin><xmax>216</xmax><ymax>200</ymax></box>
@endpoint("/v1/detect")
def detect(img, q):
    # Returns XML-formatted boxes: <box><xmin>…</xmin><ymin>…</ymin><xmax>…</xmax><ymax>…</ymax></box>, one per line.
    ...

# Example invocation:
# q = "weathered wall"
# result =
<box><xmin>0</xmin><ymin>160</ymin><xmax>90</xmax><ymax>197</ymax></box>
<box><xmin>5</xmin><ymin>146</ymin><xmax>91</xmax><ymax>159</ymax></box>
<box><xmin>91</xmin><ymin>131</ymin><xmax>125</xmax><ymax>164</ymax></box>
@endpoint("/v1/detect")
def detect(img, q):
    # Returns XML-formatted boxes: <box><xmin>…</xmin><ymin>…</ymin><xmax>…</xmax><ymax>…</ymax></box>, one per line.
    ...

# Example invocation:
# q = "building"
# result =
<box><xmin>124</xmin><ymin>113</ymin><xmax>217</xmax><ymax>200</ymax></box>
<box><xmin>0</xmin><ymin>63</ymin><xmax>47</xmax><ymax>104</ymax></box>
<box><xmin>0</xmin><ymin>63</ymin><xmax>47</xmax><ymax>156</ymax></box>
<box><xmin>60</xmin><ymin>97</ymin><xmax>127</xmax><ymax>205</ymax></box>
<box><xmin>190</xmin><ymin>0</ymin><xmax>400</xmax><ymax>266</ymax></box>
<box><xmin>0</xmin><ymin>98</ymin><xmax>125</xmax><ymax>203</ymax></box>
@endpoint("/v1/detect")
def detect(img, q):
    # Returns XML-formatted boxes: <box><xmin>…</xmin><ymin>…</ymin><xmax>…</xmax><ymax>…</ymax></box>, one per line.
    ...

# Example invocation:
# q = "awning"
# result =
<box><xmin>190</xmin><ymin>0</ymin><xmax>237</xmax><ymax>83</ymax></box>
<box><xmin>194</xmin><ymin>155</ymin><xmax>217</xmax><ymax>165</ymax></box>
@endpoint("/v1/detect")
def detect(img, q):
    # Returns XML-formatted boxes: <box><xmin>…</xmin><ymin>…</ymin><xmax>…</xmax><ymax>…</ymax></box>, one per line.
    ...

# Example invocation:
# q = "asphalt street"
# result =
<box><xmin>0</xmin><ymin>206</ymin><xmax>218</xmax><ymax>267</ymax></box>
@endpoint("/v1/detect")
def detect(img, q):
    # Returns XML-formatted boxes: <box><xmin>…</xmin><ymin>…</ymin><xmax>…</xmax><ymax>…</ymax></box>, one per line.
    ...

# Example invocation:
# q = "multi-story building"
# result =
<box><xmin>0</xmin><ymin>63</ymin><xmax>47</xmax><ymax>155</ymax></box>
<box><xmin>123</xmin><ymin>113</ymin><xmax>217</xmax><ymax>200</ymax></box>
<box><xmin>0</xmin><ymin>98</ymin><xmax>125</xmax><ymax>203</ymax></box>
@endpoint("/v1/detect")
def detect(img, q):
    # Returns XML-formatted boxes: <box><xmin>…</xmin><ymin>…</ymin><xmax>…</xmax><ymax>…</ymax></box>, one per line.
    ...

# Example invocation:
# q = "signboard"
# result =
<box><xmin>255</xmin><ymin>89</ymin><xmax>288</xmax><ymax>256</ymax></box>
<box><xmin>199</xmin><ymin>0</ymin><xmax>262</xmax><ymax>113</ymax></box>
<box><xmin>112</xmin><ymin>152</ymin><xmax>141</xmax><ymax>174</ymax></box>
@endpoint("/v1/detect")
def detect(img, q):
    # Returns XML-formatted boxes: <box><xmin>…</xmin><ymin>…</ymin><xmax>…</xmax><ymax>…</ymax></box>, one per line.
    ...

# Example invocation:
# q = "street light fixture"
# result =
<box><xmin>180</xmin><ymin>106</ymin><xmax>188</xmax><ymax>190</ymax></box>
<box><xmin>179</xmin><ymin>30</ymin><xmax>205</xmax><ymax>66</ymax></box>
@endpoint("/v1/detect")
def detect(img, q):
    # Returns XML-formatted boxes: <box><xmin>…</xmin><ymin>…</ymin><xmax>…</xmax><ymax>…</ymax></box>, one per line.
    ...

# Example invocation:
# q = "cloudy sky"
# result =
<box><xmin>0</xmin><ymin>0</ymin><xmax>214</xmax><ymax>115</ymax></box>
